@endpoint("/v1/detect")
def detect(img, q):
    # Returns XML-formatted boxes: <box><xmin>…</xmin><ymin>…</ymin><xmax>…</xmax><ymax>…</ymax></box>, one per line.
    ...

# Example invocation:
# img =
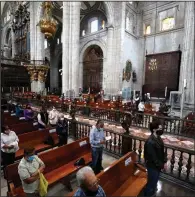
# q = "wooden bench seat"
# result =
<box><xmin>6</xmin><ymin>137</ymin><xmax>92</xmax><ymax>197</ymax></box>
<box><xmin>68</xmin><ymin>151</ymin><xmax>147</xmax><ymax>197</ymax></box>
<box><xmin>15</xmin><ymin>129</ymin><xmax>58</xmax><ymax>160</ymax></box>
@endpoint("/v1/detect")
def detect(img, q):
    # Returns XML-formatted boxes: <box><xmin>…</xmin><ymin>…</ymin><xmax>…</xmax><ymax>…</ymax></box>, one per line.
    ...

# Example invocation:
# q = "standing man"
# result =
<box><xmin>144</xmin><ymin>121</ymin><xmax>167</xmax><ymax>197</ymax></box>
<box><xmin>89</xmin><ymin>119</ymin><xmax>105</xmax><ymax>174</ymax></box>
<box><xmin>18</xmin><ymin>147</ymin><xmax>45</xmax><ymax>197</ymax></box>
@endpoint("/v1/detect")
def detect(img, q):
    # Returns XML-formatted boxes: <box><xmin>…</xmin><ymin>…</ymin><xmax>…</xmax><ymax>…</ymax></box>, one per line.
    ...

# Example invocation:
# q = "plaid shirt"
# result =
<box><xmin>73</xmin><ymin>186</ymin><xmax>106</xmax><ymax>197</ymax></box>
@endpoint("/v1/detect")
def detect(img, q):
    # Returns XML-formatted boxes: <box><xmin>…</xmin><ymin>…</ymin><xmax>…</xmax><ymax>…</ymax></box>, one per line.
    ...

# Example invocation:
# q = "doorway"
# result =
<box><xmin>83</xmin><ymin>45</ymin><xmax>103</xmax><ymax>93</ymax></box>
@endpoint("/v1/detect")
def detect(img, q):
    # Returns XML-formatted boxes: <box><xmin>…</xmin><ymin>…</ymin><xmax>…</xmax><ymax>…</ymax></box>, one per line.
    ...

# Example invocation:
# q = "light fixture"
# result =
<box><xmin>39</xmin><ymin>2</ymin><xmax>58</xmax><ymax>39</ymax></box>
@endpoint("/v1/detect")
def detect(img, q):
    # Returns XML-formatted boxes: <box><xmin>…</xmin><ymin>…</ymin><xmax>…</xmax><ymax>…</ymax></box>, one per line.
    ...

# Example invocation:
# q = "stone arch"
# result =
<box><xmin>80</xmin><ymin>39</ymin><xmax>106</xmax><ymax>62</ymax></box>
<box><xmin>79</xmin><ymin>39</ymin><xmax>106</xmax><ymax>91</ymax></box>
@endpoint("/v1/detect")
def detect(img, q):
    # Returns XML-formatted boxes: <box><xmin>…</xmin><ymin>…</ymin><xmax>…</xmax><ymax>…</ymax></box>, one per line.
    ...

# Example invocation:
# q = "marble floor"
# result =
<box><xmin>1</xmin><ymin>138</ymin><xmax>194</xmax><ymax>197</ymax></box>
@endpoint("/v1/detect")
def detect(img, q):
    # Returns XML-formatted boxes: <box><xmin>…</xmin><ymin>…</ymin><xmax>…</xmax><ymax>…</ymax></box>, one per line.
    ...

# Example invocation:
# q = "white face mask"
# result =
<box><xmin>60</xmin><ymin>118</ymin><xmax>64</xmax><ymax>121</ymax></box>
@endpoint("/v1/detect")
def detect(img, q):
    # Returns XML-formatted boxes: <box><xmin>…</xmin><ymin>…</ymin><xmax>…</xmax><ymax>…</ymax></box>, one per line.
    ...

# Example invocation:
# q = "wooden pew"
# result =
<box><xmin>68</xmin><ymin>151</ymin><xmax>147</xmax><ymax>197</ymax></box>
<box><xmin>9</xmin><ymin>122</ymin><xmax>39</xmax><ymax>135</ymax></box>
<box><xmin>6</xmin><ymin>137</ymin><xmax>92</xmax><ymax>197</ymax></box>
<box><xmin>15</xmin><ymin>128</ymin><xmax>59</xmax><ymax>160</ymax></box>
<box><xmin>2</xmin><ymin>113</ymin><xmax>26</xmax><ymax>126</ymax></box>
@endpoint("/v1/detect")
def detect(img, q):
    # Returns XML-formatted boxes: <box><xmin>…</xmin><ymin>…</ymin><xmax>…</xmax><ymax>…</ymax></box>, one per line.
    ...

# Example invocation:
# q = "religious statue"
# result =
<box><xmin>122</xmin><ymin>61</ymin><xmax>132</xmax><ymax>82</ymax></box>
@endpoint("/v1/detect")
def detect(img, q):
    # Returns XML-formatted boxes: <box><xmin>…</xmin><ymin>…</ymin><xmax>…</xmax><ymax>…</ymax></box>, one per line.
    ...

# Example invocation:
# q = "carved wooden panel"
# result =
<box><xmin>144</xmin><ymin>51</ymin><xmax>181</xmax><ymax>98</ymax></box>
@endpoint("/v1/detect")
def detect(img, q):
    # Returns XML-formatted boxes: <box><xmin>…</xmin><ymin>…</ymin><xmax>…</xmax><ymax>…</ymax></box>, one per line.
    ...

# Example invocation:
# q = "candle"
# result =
<box><xmin>23</xmin><ymin>87</ymin><xmax>24</xmax><ymax>93</ymax></box>
<box><xmin>165</xmin><ymin>87</ymin><xmax>167</xmax><ymax>97</ymax></box>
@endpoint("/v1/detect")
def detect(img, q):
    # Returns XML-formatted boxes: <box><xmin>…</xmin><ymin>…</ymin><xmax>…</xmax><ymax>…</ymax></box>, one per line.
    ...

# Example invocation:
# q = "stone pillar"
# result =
<box><xmin>180</xmin><ymin>2</ymin><xmax>194</xmax><ymax>109</ymax></box>
<box><xmin>104</xmin><ymin>26</ymin><xmax>114</xmax><ymax>95</ymax></box>
<box><xmin>62</xmin><ymin>2</ymin><xmax>70</xmax><ymax>94</ymax></box>
<box><xmin>11</xmin><ymin>28</ymin><xmax>16</xmax><ymax>58</ymax></box>
<box><xmin>62</xmin><ymin>2</ymin><xmax>81</xmax><ymax>97</ymax></box>
<box><xmin>29</xmin><ymin>2</ymin><xmax>46</xmax><ymax>93</ymax></box>
<box><xmin>71</xmin><ymin>2</ymin><xmax>81</xmax><ymax>97</ymax></box>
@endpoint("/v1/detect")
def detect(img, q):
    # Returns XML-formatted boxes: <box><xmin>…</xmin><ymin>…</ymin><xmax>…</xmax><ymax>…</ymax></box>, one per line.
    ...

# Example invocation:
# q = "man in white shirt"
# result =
<box><xmin>18</xmin><ymin>147</ymin><xmax>45</xmax><ymax>197</ymax></box>
<box><xmin>48</xmin><ymin>107</ymin><xmax>59</xmax><ymax>127</ymax></box>
<box><xmin>1</xmin><ymin>125</ymin><xmax>19</xmax><ymax>177</ymax></box>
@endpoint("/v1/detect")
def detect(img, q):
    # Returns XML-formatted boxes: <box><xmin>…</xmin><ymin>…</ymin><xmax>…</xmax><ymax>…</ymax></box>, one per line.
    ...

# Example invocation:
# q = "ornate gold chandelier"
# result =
<box><xmin>39</xmin><ymin>2</ymin><xmax>58</xmax><ymax>39</ymax></box>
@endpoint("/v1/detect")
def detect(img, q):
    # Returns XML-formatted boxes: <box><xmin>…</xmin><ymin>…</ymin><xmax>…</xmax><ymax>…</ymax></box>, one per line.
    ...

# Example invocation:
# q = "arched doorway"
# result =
<box><xmin>83</xmin><ymin>45</ymin><xmax>103</xmax><ymax>94</ymax></box>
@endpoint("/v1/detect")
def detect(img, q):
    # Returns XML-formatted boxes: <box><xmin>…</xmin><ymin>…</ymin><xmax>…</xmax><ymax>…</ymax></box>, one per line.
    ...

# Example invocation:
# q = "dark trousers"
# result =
<box><xmin>1</xmin><ymin>151</ymin><xmax>15</xmax><ymax>178</ymax></box>
<box><xmin>144</xmin><ymin>167</ymin><xmax>160</xmax><ymax>196</ymax></box>
<box><xmin>38</xmin><ymin>123</ymin><xmax>46</xmax><ymax>129</ymax></box>
<box><xmin>91</xmin><ymin>147</ymin><xmax>103</xmax><ymax>174</ymax></box>
<box><xmin>25</xmin><ymin>192</ymin><xmax>40</xmax><ymax>197</ymax></box>
<box><xmin>58</xmin><ymin>133</ymin><xmax>68</xmax><ymax>146</ymax></box>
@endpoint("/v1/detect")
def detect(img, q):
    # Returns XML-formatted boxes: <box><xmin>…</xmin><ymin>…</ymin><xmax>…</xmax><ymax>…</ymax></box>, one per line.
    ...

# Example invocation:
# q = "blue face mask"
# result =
<box><xmin>27</xmin><ymin>156</ymin><xmax>35</xmax><ymax>162</ymax></box>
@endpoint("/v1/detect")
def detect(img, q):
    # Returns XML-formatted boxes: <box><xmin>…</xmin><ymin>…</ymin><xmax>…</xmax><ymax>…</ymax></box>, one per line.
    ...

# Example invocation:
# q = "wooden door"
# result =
<box><xmin>144</xmin><ymin>51</ymin><xmax>181</xmax><ymax>98</ymax></box>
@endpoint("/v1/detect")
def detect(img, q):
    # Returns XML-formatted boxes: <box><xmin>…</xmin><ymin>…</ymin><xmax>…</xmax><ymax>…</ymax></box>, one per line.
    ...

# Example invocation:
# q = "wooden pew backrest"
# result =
<box><xmin>97</xmin><ymin>152</ymin><xmax>138</xmax><ymax>196</ymax></box>
<box><xmin>38</xmin><ymin>137</ymin><xmax>90</xmax><ymax>174</ymax></box>
<box><xmin>10</xmin><ymin>122</ymin><xmax>38</xmax><ymax>135</ymax></box>
<box><xmin>18</xmin><ymin>129</ymin><xmax>50</xmax><ymax>149</ymax></box>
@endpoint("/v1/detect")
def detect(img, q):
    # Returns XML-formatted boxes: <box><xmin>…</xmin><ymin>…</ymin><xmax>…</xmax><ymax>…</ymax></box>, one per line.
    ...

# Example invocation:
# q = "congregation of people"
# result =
<box><xmin>1</xmin><ymin>96</ymin><xmax>168</xmax><ymax>197</ymax></box>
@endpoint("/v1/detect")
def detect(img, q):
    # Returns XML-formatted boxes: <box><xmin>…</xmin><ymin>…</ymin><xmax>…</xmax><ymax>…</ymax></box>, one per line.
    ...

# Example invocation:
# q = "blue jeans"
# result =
<box><xmin>144</xmin><ymin>167</ymin><xmax>160</xmax><ymax>196</ymax></box>
<box><xmin>91</xmin><ymin>147</ymin><xmax>103</xmax><ymax>174</ymax></box>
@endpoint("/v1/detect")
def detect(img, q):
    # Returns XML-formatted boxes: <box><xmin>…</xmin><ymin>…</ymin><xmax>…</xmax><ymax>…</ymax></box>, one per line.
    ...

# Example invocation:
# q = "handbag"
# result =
<box><xmin>39</xmin><ymin>172</ymin><xmax>48</xmax><ymax>197</ymax></box>
<box><xmin>43</xmin><ymin>135</ymin><xmax>54</xmax><ymax>146</ymax></box>
<box><xmin>74</xmin><ymin>157</ymin><xmax>85</xmax><ymax>166</ymax></box>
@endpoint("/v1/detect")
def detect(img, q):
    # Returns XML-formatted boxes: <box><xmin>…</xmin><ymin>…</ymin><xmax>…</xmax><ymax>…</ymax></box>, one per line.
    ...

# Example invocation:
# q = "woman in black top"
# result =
<box><xmin>56</xmin><ymin>115</ymin><xmax>68</xmax><ymax>146</ymax></box>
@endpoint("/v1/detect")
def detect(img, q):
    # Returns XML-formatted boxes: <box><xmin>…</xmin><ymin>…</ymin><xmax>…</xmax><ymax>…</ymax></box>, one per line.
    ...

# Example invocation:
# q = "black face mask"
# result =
<box><xmin>156</xmin><ymin>129</ymin><xmax>163</xmax><ymax>136</ymax></box>
<box><xmin>84</xmin><ymin>189</ymin><xmax>99</xmax><ymax>196</ymax></box>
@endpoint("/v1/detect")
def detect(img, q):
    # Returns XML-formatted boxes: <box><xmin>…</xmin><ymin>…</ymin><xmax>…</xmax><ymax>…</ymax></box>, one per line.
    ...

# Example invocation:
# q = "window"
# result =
<box><xmin>44</xmin><ymin>39</ymin><xmax>47</xmax><ymax>49</ymax></box>
<box><xmin>101</xmin><ymin>20</ymin><xmax>105</xmax><ymax>29</ymax></box>
<box><xmin>90</xmin><ymin>19</ymin><xmax>98</xmax><ymax>33</ymax></box>
<box><xmin>82</xmin><ymin>30</ymin><xmax>86</xmax><ymax>36</ymax></box>
<box><xmin>161</xmin><ymin>17</ymin><xmax>175</xmax><ymax>31</ymax></box>
<box><xmin>145</xmin><ymin>25</ymin><xmax>151</xmax><ymax>35</ymax></box>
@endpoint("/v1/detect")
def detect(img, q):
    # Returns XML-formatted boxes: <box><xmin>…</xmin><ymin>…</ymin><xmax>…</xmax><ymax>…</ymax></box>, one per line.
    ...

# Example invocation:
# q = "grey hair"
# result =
<box><xmin>76</xmin><ymin>166</ymin><xmax>94</xmax><ymax>186</ymax></box>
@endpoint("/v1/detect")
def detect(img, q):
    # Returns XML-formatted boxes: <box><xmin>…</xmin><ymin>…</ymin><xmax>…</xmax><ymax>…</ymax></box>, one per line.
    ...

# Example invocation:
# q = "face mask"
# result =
<box><xmin>27</xmin><ymin>155</ymin><xmax>35</xmax><ymax>162</ymax></box>
<box><xmin>60</xmin><ymin>118</ymin><xmax>64</xmax><ymax>121</ymax></box>
<box><xmin>156</xmin><ymin>129</ymin><xmax>163</xmax><ymax>136</ymax></box>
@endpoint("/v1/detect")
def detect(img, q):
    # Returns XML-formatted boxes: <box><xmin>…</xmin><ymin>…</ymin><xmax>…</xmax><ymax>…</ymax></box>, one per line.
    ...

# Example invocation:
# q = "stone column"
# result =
<box><xmin>104</xmin><ymin>26</ymin><xmax>114</xmax><ymax>95</ymax></box>
<box><xmin>29</xmin><ymin>2</ymin><xmax>46</xmax><ymax>93</ymax></box>
<box><xmin>180</xmin><ymin>2</ymin><xmax>194</xmax><ymax>109</ymax></box>
<box><xmin>70</xmin><ymin>2</ymin><xmax>81</xmax><ymax>97</ymax></box>
<box><xmin>62</xmin><ymin>2</ymin><xmax>70</xmax><ymax>94</ymax></box>
<box><xmin>62</xmin><ymin>2</ymin><xmax>81</xmax><ymax>97</ymax></box>
<box><xmin>11</xmin><ymin>28</ymin><xmax>16</xmax><ymax>58</ymax></box>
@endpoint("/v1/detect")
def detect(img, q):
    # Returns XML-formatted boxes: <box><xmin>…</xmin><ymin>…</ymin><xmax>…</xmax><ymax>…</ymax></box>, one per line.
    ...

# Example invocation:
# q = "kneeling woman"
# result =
<box><xmin>1</xmin><ymin>125</ymin><xmax>19</xmax><ymax>177</ymax></box>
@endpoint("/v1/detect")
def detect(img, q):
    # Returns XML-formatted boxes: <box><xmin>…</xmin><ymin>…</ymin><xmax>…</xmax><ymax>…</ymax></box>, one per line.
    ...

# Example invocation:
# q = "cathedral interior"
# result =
<box><xmin>1</xmin><ymin>1</ymin><xmax>195</xmax><ymax>197</ymax></box>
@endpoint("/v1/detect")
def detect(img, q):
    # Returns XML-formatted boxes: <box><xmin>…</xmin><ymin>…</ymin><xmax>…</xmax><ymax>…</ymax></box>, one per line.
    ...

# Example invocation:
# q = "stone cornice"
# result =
<box><xmin>138</xmin><ymin>26</ymin><xmax>184</xmax><ymax>39</ymax></box>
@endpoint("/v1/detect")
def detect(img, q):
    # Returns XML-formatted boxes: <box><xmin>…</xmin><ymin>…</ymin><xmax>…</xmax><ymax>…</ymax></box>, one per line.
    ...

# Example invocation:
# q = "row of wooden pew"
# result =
<box><xmin>3</xmin><ymin>111</ymin><xmax>147</xmax><ymax>197</ymax></box>
<box><xmin>2</xmin><ymin>112</ymin><xmax>59</xmax><ymax>161</ymax></box>
<box><xmin>6</xmin><ymin>137</ymin><xmax>147</xmax><ymax>197</ymax></box>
